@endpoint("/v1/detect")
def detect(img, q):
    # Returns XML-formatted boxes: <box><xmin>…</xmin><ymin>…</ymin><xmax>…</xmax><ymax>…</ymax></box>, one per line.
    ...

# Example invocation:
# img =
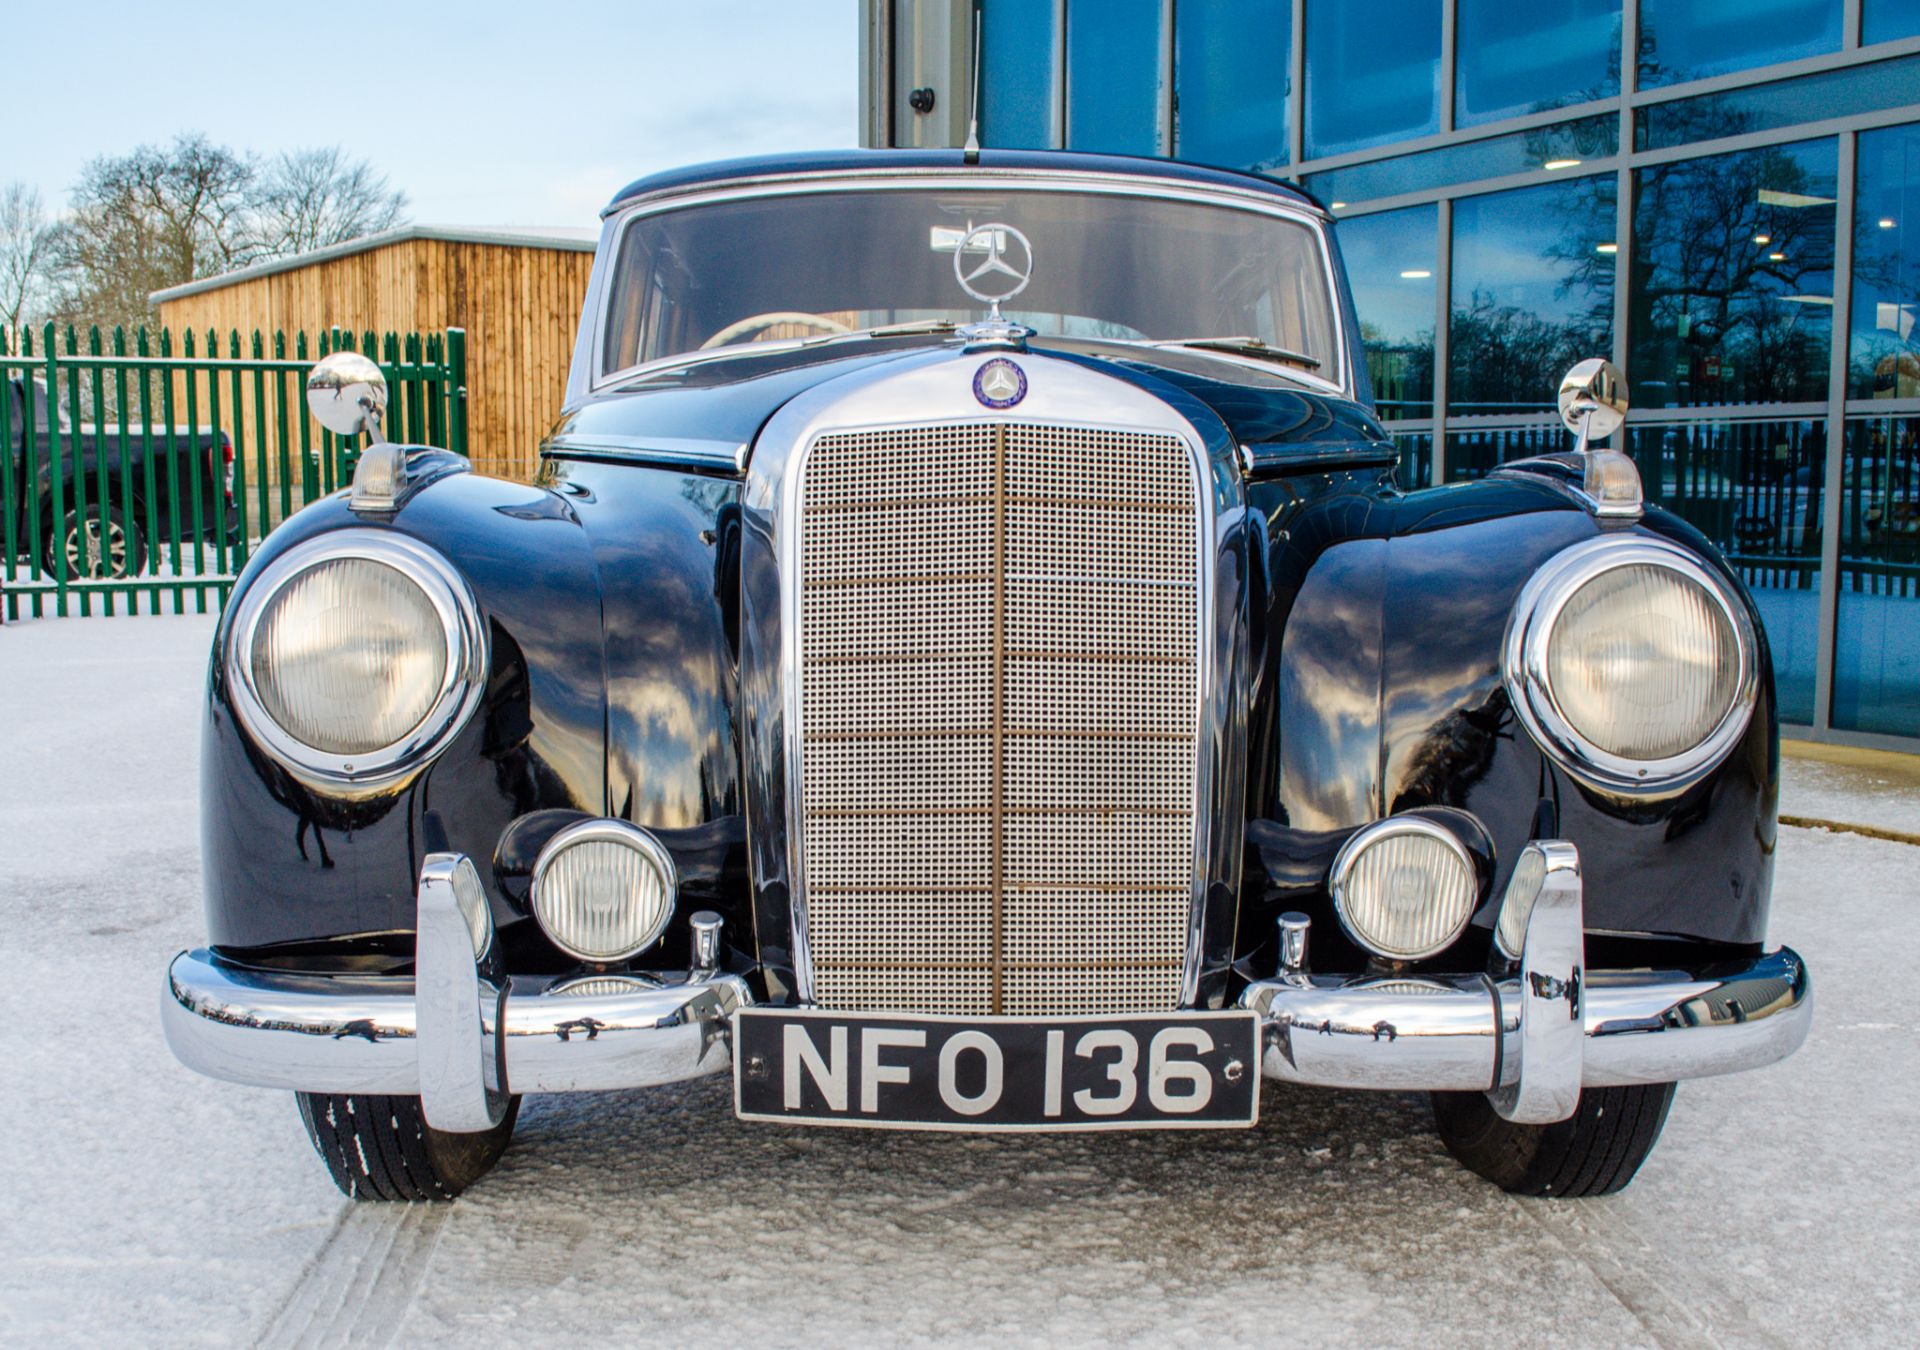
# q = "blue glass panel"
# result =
<box><xmin>1448</xmin><ymin>177</ymin><xmax>1617</xmax><ymax>417</ymax></box>
<box><xmin>1638</xmin><ymin>0</ymin><xmax>1842</xmax><ymax>88</ymax></box>
<box><xmin>1174</xmin><ymin>0</ymin><xmax>1289</xmax><ymax>170</ymax></box>
<box><xmin>1850</xmin><ymin>121</ymin><xmax>1920</xmax><ymax>400</ymax></box>
<box><xmin>1653</xmin><ymin>418</ymin><xmax>1825</xmax><ymax>724</ymax></box>
<box><xmin>1638</xmin><ymin>52</ymin><xmax>1920</xmax><ymax>151</ymax></box>
<box><xmin>981</xmin><ymin>0</ymin><xmax>1060</xmax><ymax>149</ymax></box>
<box><xmin>1304</xmin><ymin>116</ymin><xmax>1617</xmax><ymax>207</ymax></box>
<box><xmin>1629</xmin><ymin>139</ymin><xmax>1838</xmax><ymax>409</ymax></box>
<box><xmin>1455</xmin><ymin>0</ymin><xmax>1620</xmax><ymax>128</ymax></box>
<box><xmin>1393</xmin><ymin>430</ymin><xmax>1435</xmax><ymax>488</ymax></box>
<box><xmin>1448</xmin><ymin>415</ymin><xmax>1826</xmax><ymax>722</ymax></box>
<box><xmin>1336</xmin><ymin>205</ymin><xmax>1438</xmax><ymax>418</ymax></box>
<box><xmin>1832</xmin><ymin>414</ymin><xmax>1920</xmax><ymax>736</ymax></box>
<box><xmin>1864</xmin><ymin>0</ymin><xmax>1920</xmax><ymax>44</ymax></box>
<box><xmin>1066</xmin><ymin>0</ymin><xmax>1165</xmax><ymax>155</ymax></box>
<box><xmin>1304</xmin><ymin>0</ymin><xmax>1441</xmax><ymax>159</ymax></box>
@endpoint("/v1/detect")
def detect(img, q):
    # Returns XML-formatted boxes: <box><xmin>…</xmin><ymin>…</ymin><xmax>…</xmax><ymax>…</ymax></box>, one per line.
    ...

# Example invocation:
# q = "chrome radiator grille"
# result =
<box><xmin>796</xmin><ymin>421</ymin><xmax>1200</xmax><ymax>1015</ymax></box>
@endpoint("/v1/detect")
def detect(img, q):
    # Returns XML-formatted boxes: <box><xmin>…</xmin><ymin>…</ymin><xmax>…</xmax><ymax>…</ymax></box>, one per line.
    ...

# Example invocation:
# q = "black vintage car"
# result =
<box><xmin>162</xmin><ymin>150</ymin><xmax>1809</xmax><ymax>1202</ymax></box>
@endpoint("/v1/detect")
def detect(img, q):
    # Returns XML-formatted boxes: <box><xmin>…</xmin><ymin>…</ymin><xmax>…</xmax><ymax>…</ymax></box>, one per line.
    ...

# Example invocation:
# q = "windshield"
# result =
<box><xmin>600</xmin><ymin>185</ymin><xmax>1340</xmax><ymax>383</ymax></box>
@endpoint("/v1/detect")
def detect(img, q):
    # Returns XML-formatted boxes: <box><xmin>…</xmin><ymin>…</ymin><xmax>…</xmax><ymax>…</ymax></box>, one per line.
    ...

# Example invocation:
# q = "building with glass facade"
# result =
<box><xmin>861</xmin><ymin>0</ymin><xmax>1920</xmax><ymax>750</ymax></box>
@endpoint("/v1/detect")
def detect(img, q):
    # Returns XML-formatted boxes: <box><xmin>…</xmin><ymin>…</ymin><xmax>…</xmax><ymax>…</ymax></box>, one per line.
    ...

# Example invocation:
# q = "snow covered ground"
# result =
<box><xmin>0</xmin><ymin>613</ymin><xmax>1914</xmax><ymax>1349</ymax></box>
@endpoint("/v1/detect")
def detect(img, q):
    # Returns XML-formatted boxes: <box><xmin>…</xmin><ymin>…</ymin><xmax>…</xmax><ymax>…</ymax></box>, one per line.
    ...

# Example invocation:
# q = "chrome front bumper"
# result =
<box><xmin>1239</xmin><ymin>841</ymin><xmax>1812</xmax><ymax>1123</ymax></box>
<box><xmin>163</xmin><ymin>852</ymin><xmax>752</xmax><ymax>1133</ymax></box>
<box><xmin>164</xmin><ymin>843</ymin><xmax>1810</xmax><ymax>1134</ymax></box>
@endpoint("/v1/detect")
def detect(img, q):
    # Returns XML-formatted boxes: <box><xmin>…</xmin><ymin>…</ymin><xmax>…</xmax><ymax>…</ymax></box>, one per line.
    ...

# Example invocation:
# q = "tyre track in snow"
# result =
<box><xmin>255</xmin><ymin>1206</ymin><xmax>447</xmax><ymax>1349</ymax></box>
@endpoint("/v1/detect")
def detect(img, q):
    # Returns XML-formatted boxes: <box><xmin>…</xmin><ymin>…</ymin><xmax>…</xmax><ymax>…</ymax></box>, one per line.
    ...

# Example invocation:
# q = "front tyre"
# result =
<box><xmin>1430</xmin><ymin>1083</ymin><xmax>1676</xmax><ymax>1197</ymax></box>
<box><xmin>296</xmin><ymin>1093</ymin><xmax>520</xmax><ymax>1201</ymax></box>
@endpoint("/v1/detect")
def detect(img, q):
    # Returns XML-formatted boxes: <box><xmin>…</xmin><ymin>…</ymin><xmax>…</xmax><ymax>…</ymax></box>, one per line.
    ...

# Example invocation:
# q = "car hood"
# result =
<box><xmin>548</xmin><ymin>337</ymin><xmax>1397</xmax><ymax>472</ymax></box>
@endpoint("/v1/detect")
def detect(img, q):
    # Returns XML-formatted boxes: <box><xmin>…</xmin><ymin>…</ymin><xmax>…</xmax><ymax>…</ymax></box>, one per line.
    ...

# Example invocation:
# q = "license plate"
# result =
<box><xmin>732</xmin><ymin>1008</ymin><xmax>1260</xmax><ymax>1131</ymax></box>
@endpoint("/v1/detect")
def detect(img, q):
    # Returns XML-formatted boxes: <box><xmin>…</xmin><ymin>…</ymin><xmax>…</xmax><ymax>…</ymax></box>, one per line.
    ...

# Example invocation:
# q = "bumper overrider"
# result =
<box><xmin>162</xmin><ymin>842</ymin><xmax>1810</xmax><ymax>1132</ymax></box>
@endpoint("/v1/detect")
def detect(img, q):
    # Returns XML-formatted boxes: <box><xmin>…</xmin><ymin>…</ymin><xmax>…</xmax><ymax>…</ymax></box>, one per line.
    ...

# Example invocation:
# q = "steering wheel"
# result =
<box><xmin>700</xmin><ymin>311</ymin><xmax>852</xmax><ymax>349</ymax></box>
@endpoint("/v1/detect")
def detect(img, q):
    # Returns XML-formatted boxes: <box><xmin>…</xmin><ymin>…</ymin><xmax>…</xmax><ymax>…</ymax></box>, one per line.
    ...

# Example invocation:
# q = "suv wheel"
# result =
<box><xmin>46</xmin><ymin>504</ymin><xmax>147</xmax><ymax>579</ymax></box>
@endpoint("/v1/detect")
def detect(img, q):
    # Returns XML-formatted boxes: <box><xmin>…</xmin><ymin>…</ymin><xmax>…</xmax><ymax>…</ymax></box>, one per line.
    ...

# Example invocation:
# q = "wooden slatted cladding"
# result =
<box><xmin>154</xmin><ymin>227</ymin><xmax>597</xmax><ymax>481</ymax></box>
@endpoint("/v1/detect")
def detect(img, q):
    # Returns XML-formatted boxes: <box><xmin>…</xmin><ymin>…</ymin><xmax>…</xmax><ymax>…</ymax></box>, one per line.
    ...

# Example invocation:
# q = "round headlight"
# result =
<box><xmin>1330</xmin><ymin>817</ymin><xmax>1479</xmax><ymax>962</ymax></box>
<box><xmin>531</xmin><ymin>820</ymin><xmax>678</xmax><ymax>964</ymax></box>
<box><xmin>1506</xmin><ymin>536</ymin><xmax>1757</xmax><ymax>793</ymax></box>
<box><xmin>227</xmin><ymin>530</ymin><xmax>485</xmax><ymax>786</ymax></box>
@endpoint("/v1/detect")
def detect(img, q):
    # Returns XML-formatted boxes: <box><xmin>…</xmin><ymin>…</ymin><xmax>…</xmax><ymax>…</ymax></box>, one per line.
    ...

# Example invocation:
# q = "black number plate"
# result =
<box><xmin>733</xmin><ymin>1008</ymin><xmax>1260</xmax><ymax>1131</ymax></box>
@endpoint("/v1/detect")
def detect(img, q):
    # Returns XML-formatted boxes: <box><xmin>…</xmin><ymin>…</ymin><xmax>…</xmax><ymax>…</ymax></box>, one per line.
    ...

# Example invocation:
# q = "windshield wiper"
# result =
<box><xmin>796</xmin><ymin>319</ymin><xmax>961</xmax><ymax>348</ymax></box>
<box><xmin>1143</xmin><ymin>336</ymin><xmax>1322</xmax><ymax>371</ymax></box>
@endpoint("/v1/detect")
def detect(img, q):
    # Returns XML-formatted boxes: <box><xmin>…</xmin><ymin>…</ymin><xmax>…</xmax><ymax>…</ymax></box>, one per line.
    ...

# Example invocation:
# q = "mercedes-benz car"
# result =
<box><xmin>162</xmin><ymin>149</ymin><xmax>1809</xmax><ymax>1202</ymax></box>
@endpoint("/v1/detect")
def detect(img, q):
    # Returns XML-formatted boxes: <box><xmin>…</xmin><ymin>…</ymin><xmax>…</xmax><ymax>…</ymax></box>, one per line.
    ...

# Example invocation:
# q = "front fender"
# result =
<box><xmin>1247</xmin><ymin>471</ymin><xmax>1777</xmax><ymax>965</ymax></box>
<box><xmin>201</xmin><ymin>471</ymin><xmax>610</xmax><ymax>953</ymax></box>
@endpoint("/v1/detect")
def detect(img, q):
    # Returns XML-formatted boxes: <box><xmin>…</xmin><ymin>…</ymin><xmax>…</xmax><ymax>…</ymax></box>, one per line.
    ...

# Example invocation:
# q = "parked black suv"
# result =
<box><xmin>5</xmin><ymin>375</ymin><xmax>238</xmax><ymax>578</ymax></box>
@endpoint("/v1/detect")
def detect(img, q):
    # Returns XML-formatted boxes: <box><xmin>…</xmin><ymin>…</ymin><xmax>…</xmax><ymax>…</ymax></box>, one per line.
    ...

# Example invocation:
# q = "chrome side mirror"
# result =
<box><xmin>306</xmin><ymin>352</ymin><xmax>388</xmax><ymax>444</ymax></box>
<box><xmin>1557</xmin><ymin>358</ymin><xmax>1627</xmax><ymax>452</ymax></box>
<box><xmin>1556</xmin><ymin>358</ymin><xmax>1641</xmax><ymax>520</ymax></box>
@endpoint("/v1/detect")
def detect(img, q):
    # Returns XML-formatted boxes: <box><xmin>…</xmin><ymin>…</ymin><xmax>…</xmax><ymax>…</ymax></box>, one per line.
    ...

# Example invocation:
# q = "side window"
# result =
<box><xmin>603</xmin><ymin>224</ymin><xmax>665</xmax><ymax>377</ymax></box>
<box><xmin>27</xmin><ymin>379</ymin><xmax>54</xmax><ymax>433</ymax></box>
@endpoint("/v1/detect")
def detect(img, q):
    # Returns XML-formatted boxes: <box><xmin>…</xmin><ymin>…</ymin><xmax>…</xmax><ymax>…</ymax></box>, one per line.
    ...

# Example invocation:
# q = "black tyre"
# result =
<box><xmin>296</xmin><ymin>1093</ymin><xmax>520</xmax><ymax>1202</ymax></box>
<box><xmin>44</xmin><ymin>502</ymin><xmax>147</xmax><ymax>579</ymax></box>
<box><xmin>1430</xmin><ymin>1082</ymin><xmax>1677</xmax><ymax>1198</ymax></box>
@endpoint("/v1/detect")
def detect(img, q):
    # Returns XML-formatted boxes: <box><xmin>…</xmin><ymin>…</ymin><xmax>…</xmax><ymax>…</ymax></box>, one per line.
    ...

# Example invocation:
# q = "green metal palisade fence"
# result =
<box><xmin>1</xmin><ymin>323</ymin><xmax>466</xmax><ymax>620</ymax></box>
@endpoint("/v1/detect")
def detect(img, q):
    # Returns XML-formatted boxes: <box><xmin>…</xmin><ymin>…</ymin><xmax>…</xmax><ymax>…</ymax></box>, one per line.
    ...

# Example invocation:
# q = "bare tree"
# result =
<box><xmin>1</xmin><ymin>181</ymin><xmax>55</xmax><ymax>333</ymax></box>
<box><xmin>49</xmin><ymin>135</ymin><xmax>411</xmax><ymax>329</ymax></box>
<box><xmin>251</xmin><ymin>147</ymin><xmax>408</xmax><ymax>257</ymax></box>
<box><xmin>51</xmin><ymin>134</ymin><xmax>258</xmax><ymax>330</ymax></box>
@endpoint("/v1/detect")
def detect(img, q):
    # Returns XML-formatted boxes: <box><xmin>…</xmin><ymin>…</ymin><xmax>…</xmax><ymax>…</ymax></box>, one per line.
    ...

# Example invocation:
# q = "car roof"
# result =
<box><xmin>604</xmin><ymin>147</ymin><xmax>1327</xmax><ymax>218</ymax></box>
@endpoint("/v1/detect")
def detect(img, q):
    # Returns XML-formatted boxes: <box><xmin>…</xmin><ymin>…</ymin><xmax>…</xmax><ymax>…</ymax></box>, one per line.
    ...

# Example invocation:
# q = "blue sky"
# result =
<box><xmin>7</xmin><ymin>0</ymin><xmax>859</xmax><ymax>227</ymax></box>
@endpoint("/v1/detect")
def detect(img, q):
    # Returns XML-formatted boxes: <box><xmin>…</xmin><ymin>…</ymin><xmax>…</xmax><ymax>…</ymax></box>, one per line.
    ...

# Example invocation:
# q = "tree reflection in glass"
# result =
<box><xmin>1628</xmin><ymin>139</ymin><xmax>1837</xmax><ymax>409</ymax></box>
<box><xmin>1447</xmin><ymin>177</ymin><xmax>1617</xmax><ymax>417</ymax></box>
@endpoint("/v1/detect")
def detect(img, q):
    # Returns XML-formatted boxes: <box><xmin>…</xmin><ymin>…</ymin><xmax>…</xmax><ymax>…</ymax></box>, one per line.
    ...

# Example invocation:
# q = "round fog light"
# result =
<box><xmin>531</xmin><ymin>820</ymin><xmax>678</xmax><ymax>963</ymax></box>
<box><xmin>1330</xmin><ymin>817</ymin><xmax>1479</xmax><ymax>961</ymax></box>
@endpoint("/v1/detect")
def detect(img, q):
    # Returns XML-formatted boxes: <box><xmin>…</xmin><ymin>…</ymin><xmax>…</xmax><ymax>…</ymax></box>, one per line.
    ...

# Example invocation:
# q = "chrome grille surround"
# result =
<box><xmin>798</xmin><ymin>421</ymin><xmax>1201</xmax><ymax>1015</ymax></box>
<box><xmin>738</xmin><ymin>349</ymin><xmax>1247</xmax><ymax>1013</ymax></box>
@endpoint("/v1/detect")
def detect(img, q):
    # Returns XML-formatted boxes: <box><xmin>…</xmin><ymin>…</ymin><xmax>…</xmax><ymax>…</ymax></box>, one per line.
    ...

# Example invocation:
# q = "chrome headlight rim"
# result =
<box><xmin>530</xmin><ymin>818</ymin><xmax>680</xmax><ymax>965</ymax></box>
<box><xmin>225</xmin><ymin>528</ymin><xmax>487</xmax><ymax>789</ymax></box>
<box><xmin>1329</xmin><ymin>815</ymin><xmax>1479</xmax><ymax>963</ymax></box>
<box><xmin>1503</xmin><ymin>533</ymin><xmax>1758</xmax><ymax>796</ymax></box>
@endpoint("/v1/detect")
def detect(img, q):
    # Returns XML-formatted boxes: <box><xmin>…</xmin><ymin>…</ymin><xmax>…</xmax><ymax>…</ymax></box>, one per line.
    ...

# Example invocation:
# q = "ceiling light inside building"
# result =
<box><xmin>1769</xmin><ymin>251</ymin><xmax>1787</xmax><ymax>261</ymax></box>
<box><xmin>1400</xmin><ymin>269</ymin><xmax>1432</xmax><ymax>278</ymax></box>
<box><xmin>1543</xmin><ymin>158</ymin><xmax>1581</xmax><ymax>171</ymax></box>
<box><xmin>1753</xmin><ymin>233</ymin><xmax>1772</xmax><ymax>244</ymax></box>
<box><xmin>1331</xmin><ymin>201</ymin><xmax>1347</xmax><ymax>209</ymax></box>
<box><xmin>1880</xmin><ymin>218</ymin><xmax>1898</xmax><ymax>229</ymax></box>
<box><xmin>1783</xmin><ymin>295</ymin><xmax>1833</xmax><ymax>305</ymax></box>
<box><xmin>1595</xmin><ymin>242</ymin><xmax>1619</xmax><ymax>254</ymax></box>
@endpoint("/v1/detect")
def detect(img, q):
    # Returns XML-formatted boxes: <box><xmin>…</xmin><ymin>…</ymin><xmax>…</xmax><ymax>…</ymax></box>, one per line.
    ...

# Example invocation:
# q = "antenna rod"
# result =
<box><xmin>963</xmin><ymin>3</ymin><xmax>982</xmax><ymax>163</ymax></box>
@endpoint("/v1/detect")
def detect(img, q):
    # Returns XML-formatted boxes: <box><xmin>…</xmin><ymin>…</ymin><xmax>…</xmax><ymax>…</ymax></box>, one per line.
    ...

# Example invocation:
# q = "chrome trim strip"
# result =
<box><xmin>737</xmin><ymin>347</ymin><xmax>1241</xmax><ymax>1009</ymax></box>
<box><xmin>1502</xmin><ymin>534</ymin><xmax>1760</xmax><ymax>796</ymax></box>
<box><xmin>586</xmin><ymin>171</ymin><xmax>1349</xmax><ymax>400</ymax></box>
<box><xmin>223</xmin><ymin>529</ymin><xmax>489</xmax><ymax>793</ymax></box>
<box><xmin>545</xmin><ymin>432</ymin><xmax>749</xmax><ymax>471</ymax></box>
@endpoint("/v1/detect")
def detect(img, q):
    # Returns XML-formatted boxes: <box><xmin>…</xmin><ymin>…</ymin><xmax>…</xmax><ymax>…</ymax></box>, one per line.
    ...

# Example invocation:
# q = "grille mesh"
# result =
<box><xmin>796</xmin><ymin>421</ymin><xmax>1200</xmax><ymax>1015</ymax></box>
